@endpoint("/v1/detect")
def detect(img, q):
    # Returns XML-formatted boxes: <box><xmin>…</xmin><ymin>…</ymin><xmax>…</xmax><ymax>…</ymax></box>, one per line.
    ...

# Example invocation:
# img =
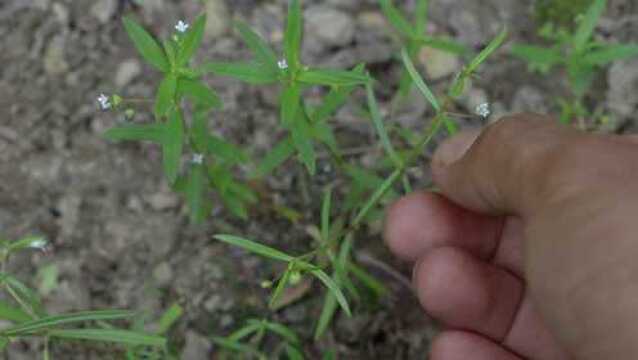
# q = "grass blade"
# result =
<box><xmin>416</xmin><ymin>36</ymin><xmax>468</xmax><ymax>55</ymax></box>
<box><xmin>177</xmin><ymin>14</ymin><xmax>207</xmax><ymax>67</ymax></box>
<box><xmin>510</xmin><ymin>44</ymin><xmax>563</xmax><ymax>69</ymax></box>
<box><xmin>213</xmin><ymin>235</ymin><xmax>295</xmax><ymax>262</ymax></box>
<box><xmin>254</xmin><ymin>138</ymin><xmax>295</xmax><ymax>177</ymax></box>
<box><xmin>314</xmin><ymin>289</ymin><xmax>338</xmax><ymax>339</ymax></box>
<box><xmin>177</xmin><ymin>78</ymin><xmax>222</xmax><ymax>110</ymax></box>
<box><xmin>104</xmin><ymin>123</ymin><xmax>165</xmax><ymax>143</ymax></box>
<box><xmin>50</xmin><ymin>329</ymin><xmax>165</xmax><ymax>347</ymax></box>
<box><xmin>401</xmin><ymin>48</ymin><xmax>440</xmax><ymax>112</ymax></box>
<box><xmin>269</xmin><ymin>267</ymin><xmax>292</xmax><ymax>309</ymax></box>
<box><xmin>186</xmin><ymin>163</ymin><xmax>206</xmax><ymax>224</ymax></box>
<box><xmin>122</xmin><ymin>16</ymin><xmax>169</xmax><ymax>72</ymax></box>
<box><xmin>156</xmin><ymin>303</ymin><xmax>183</xmax><ymax>335</ymax></box>
<box><xmin>583</xmin><ymin>44</ymin><xmax>638</xmax><ymax>65</ymax></box>
<box><xmin>415</xmin><ymin>0</ymin><xmax>429</xmax><ymax>36</ymax></box>
<box><xmin>0</xmin><ymin>300</ymin><xmax>31</xmax><ymax>323</ymax></box>
<box><xmin>0</xmin><ymin>310</ymin><xmax>135</xmax><ymax>336</ymax></box>
<box><xmin>280</xmin><ymin>82</ymin><xmax>302</xmax><ymax>127</ymax></box>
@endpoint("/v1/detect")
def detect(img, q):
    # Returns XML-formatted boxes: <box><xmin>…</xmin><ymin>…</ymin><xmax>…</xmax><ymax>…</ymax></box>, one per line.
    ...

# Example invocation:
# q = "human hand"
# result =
<box><xmin>384</xmin><ymin>114</ymin><xmax>638</xmax><ymax>359</ymax></box>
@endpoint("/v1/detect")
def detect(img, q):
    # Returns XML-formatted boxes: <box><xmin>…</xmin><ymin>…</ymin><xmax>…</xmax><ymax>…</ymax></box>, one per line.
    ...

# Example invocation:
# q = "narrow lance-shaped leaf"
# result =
<box><xmin>583</xmin><ymin>44</ymin><xmax>638</xmax><ymax>65</ymax></box>
<box><xmin>366</xmin><ymin>82</ymin><xmax>402</xmax><ymax>167</ymax></box>
<box><xmin>200</xmin><ymin>62</ymin><xmax>278</xmax><ymax>84</ymax></box>
<box><xmin>234</xmin><ymin>21</ymin><xmax>279</xmax><ymax>71</ymax></box>
<box><xmin>378</xmin><ymin>0</ymin><xmax>414</xmax><ymax>38</ymax></box>
<box><xmin>280</xmin><ymin>82</ymin><xmax>301</xmax><ymax>127</ymax></box>
<box><xmin>162</xmin><ymin>109</ymin><xmax>184</xmax><ymax>184</ymax></box>
<box><xmin>177</xmin><ymin>78</ymin><xmax>222</xmax><ymax>110</ymax></box>
<box><xmin>290</xmin><ymin>113</ymin><xmax>316</xmax><ymax>175</ymax></box>
<box><xmin>0</xmin><ymin>300</ymin><xmax>31</xmax><ymax>324</ymax></box>
<box><xmin>263</xmin><ymin>321</ymin><xmax>300</xmax><ymax>344</ymax></box>
<box><xmin>309</xmin><ymin>269</ymin><xmax>351</xmax><ymax>317</ymax></box>
<box><xmin>311</xmin><ymin>64</ymin><xmax>366</xmax><ymax>123</ymax></box>
<box><xmin>284</xmin><ymin>0</ymin><xmax>303</xmax><ymax>71</ymax></box>
<box><xmin>415</xmin><ymin>0</ymin><xmax>429</xmax><ymax>36</ymax></box>
<box><xmin>253</xmin><ymin>138</ymin><xmax>295</xmax><ymax>178</ymax></box>
<box><xmin>320</xmin><ymin>187</ymin><xmax>332</xmax><ymax>243</ymax></box>
<box><xmin>104</xmin><ymin>123</ymin><xmax>165</xmax><ymax>143</ymax></box>
<box><xmin>573</xmin><ymin>0</ymin><xmax>607</xmax><ymax>52</ymax></box>
<box><xmin>122</xmin><ymin>17</ymin><xmax>169</xmax><ymax>72</ymax></box>
<box><xmin>154</xmin><ymin>74</ymin><xmax>178</xmax><ymax>118</ymax></box>
<box><xmin>401</xmin><ymin>48</ymin><xmax>440</xmax><ymax>112</ymax></box>
<box><xmin>177</xmin><ymin>14</ymin><xmax>207</xmax><ymax>67</ymax></box>
<box><xmin>466</xmin><ymin>27</ymin><xmax>508</xmax><ymax>74</ymax></box>
<box><xmin>213</xmin><ymin>235</ymin><xmax>295</xmax><ymax>262</ymax></box>
<box><xmin>49</xmin><ymin>329</ymin><xmax>166</xmax><ymax>347</ymax></box>
<box><xmin>156</xmin><ymin>303</ymin><xmax>183</xmax><ymax>335</ymax></box>
<box><xmin>510</xmin><ymin>44</ymin><xmax>563</xmax><ymax>67</ymax></box>
<box><xmin>297</xmin><ymin>69</ymin><xmax>371</xmax><ymax>87</ymax></box>
<box><xmin>186</xmin><ymin>163</ymin><xmax>207</xmax><ymax>224</ymax></box>
<box><xmin>269</xmin><ymin>267</ymin><xmax>293</xmax><ymax>310</ymax></box>
<box><xmin>0</xmin><ymin>310</ymin><xmax>135</xmax><ymax>336</ymax></box>
<box><xmin>416</xmin><ymin>36</ymin><xmax>469</xmax><ymax>55</ymax></box>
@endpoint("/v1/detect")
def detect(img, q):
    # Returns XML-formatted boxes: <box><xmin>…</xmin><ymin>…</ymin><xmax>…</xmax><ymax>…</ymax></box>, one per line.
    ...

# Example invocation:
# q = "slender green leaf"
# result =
<box><xmin>50</xmin><ymin>329</ymin><xmax>165</xmax><ymax>347</ymax></box>
<box><xmin>211</xmin><ymin>336</ymin><xmax>263</xmax><ymax>356</ymax></box>
<box><xmin>254</xmin><ymin>138</ymin><xmax>295</xmax><ymax>177</ymax></box>
<box><xmin>104</xmin><ymin>123</ymin><xmax>165</xmax><ymax>143</ymax></box>
<box><xmin>320</xmin><ymin>188</ymin><xmax>332</xmax><ymax>243</ymax></box>
<box><xmin>309</xmin><ymin>269</ymin><xmax>351</xmax><ymax>316</ymax></box>
<box><xmin>312</xmin><ymin>121</ymin><xmax>339</xmax><ymax>154</ymax></box>
<box><xmin>0</xmin><ymin>337</ymin><xmax>8</xmax><ymax>351</ymax></box>
<box><xmin>0</xmin><ymin>310</ymin><xmax>135</xmax><ymax>336</ymax></box>
<box><xmin>156</xmin><ymin>303</ymin><xmax>182</xmax><ymax>335</ymax></box>
<box><xmin>583</xmin><ymin>44</ymin><xmax>638</xmax><ymax>65</ymax></box>
<box><xmin>366</xmin><ymin>82</ymin><xmax>402</xmax><ymax>167</ymax></box>
<box><xmin>573</xmin><ymin>0</ymin><xmax>606</xmax><ymax>51</ymax></box>
<box><xmin>378</xmin><ymin>0</ymin><xmax>414</xmax><ymax>38</ymax></box>
<box><xmin>162</xmin><ymin>109</ymin><xmax>184</xmax><ymax>184</ymax></box>
<box><xmin>284</xmin><ymin>0</ymin><xmax>303</xmax><ymax>70</ymax></box>
<box><xmin>285</xmin><ymin>343</ymin><xmax>304</xmax><ymax>360</ymax></box>
<box><xmin>122</xmin><ymin>16</ymin><xmax>169</xmax><ymax>72</ymax></box>
<box><xmin>186</xmin><ymin>163</ymin><xmax>206</xmax><ymax>224</ymax></box>
<box><xmin>177</xmin><ymin>78</ymin><xmax>222</xmax><ymax>110</ymax></box>
<box><xmin>0</xmin><ymin>300</ymin><xmax>31</xmax><ymax>323</ymax></box>
<box><xmin>6</xmin><ymin>236</ymin><xmax>47</xmax><ymax>254</ymax></box>
<box><xmin>415</xmin><ymin>0</ymin><xmax>429</xmax><ymax>36</ymax></box>
<box><xmin>269</xmin><ymin>267</ymin><xmax>293</xmax><ymax>309</ymax></box>
<box><xmin>228</xmin><ymin>322</ymin><xmax>262</xmax><ymax>342</ymax></box>
<box><xmin>281</xmin><ymin>82</ymin><xmax>302</xmax><ymax>126</ymax></box>
<box><xmin>297</xmin><ymin>69</ymin><xmax>371</xmax><ymax>87</ymax></box>
<box><xmin>314</xmin><ymin>289</ymin><xmax>338</xmax><ymax>340</ymax></box>
<box><xmin>154</xmin><ymin>74</ymin><xmax>178</xmax><ymax>118</ymax></box>
<box><xmin>200</xmin><ymin>62</ymin><xmax>278</xmax><ymax>84</ymax></box>
<box><xmin>162</xmin><ymin>40</ymin><xmax>177</xmax><ymax>68</ymax></box>
<box><xmin>177</xmin><ymin>14</ymin><xmax>207</xmax><ymax>67</ymax></box>
<box><xmin>2</xmin><ymin>274</ymin><xmax>46</xmax><ymax>318</ymax></box>
<box><xmin>207</xmin><ymin>135</ymin><xmax>249</xmax><ymax>165</ymax></box>
<box><xmin>213</xmin><ymin>235</ymin><xmax>295</xmax><ymax>262</ymax></box>
<box><xmin>290</xmin><ymin>114</ymin><xmax>316</xmax><ymax>175</ymax></box>
<box><xmin>401</xmin><ymin>48</ymin><xmax>440</xmax><ymax>112</ymax></box>
<box><xmin>348</xmin><ymin>263</ymin><xmax>388</xmax><ymax>296</ymax></box>
<box><xmin>263</xmin><ymin>322</ymin><xmax>300</xmax><ymax>344</ymax></box>
<box><xmin>353</xmin><ymin>169</ymin><xmax>401</xmax><ymax>227</ymax></box>
<box><xmin>235</xmin><ymin>21</ymin><xmax>278</xmax><ymax>70</ymax></box>
<box><xmin>466</xmin><ymin>28</ymin><xmax>508</xmax><ymax>74</ymax></box>
<box><xmin>416</xmin><ymin>36</ymin><xmax>469</xmax><ymax>55</ymax></box>
<box><xmin>311</xmin><ymin>64</ymin><xmax>365</xmax><ymax>123</ymax></box>
<box><xmin>510</xmin><ymin>44</ymin><xmax>562</xmax><ymax>64</ymax></box>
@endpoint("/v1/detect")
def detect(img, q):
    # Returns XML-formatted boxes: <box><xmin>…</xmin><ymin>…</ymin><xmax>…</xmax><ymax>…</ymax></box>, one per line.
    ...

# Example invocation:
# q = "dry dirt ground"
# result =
<box><xmin>1</xmin><ymin>0</ymin><xmax>637</xmax><ymax>359</ymax></box>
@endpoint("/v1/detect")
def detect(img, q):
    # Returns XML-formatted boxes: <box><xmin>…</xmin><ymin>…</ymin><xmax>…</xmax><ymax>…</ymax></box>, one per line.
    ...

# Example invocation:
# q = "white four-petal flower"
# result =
<box><xmin>97</xmin><ymin>94</ymin><xmax>111</xmax><ymax>110</ymax></box>
<box><xmin>175</xmin><ymin>20</ymin><xmax>189</xmax><ymax>33</ymax></box>
<box><xmin>191</xmin><ymin>153</ymin><xmax>204</xmax><ymax>165</ymax></box>
<box><xmin>475</xmin><ymin>102</ymin><xmax>491</xmax><ymax>118</ymax></box>
<box><xmin>278</xmin><ymin>59</ymin><xmax>288</xmax><ymax>70</ymax></box>
<box><xmin>29</xmin><ymin>238</ymin><xmax>48</xmax><ymax>250</ymax></box>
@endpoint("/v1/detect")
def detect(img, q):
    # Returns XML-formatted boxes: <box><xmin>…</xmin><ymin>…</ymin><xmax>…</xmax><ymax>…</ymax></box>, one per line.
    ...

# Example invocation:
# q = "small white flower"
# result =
<box><xmin>475</xmin><ymin>102</ymin><xmax>491</xmax><ymax>118</ymax></box>
<box><xmin>277</xmin><ymin>59</ymin><xmax>288</xmax><ymax>70</ymax></box>
<box><xmin>191</xmin><ymin>153</ymin><xmax>204</xmax><ymax>165</ymax></box>
<box><xmin>29</xmin><ymin>238</ymin><xmax>48</xmax><ymax>250</ymax></box>
<box><xmin>97</xmin><ymin>94</ymin><xmax>111</xmax><ymax>110</ymax></box>
<box><xmin>175</xmin><ymin>20</ymin><xmax>189</xmax><ymax>33</ymax></box>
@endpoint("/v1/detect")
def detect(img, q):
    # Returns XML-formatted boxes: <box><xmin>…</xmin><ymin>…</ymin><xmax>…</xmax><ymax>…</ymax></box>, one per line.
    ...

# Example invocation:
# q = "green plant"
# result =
<box><xmin>98</xmin><ymin>0</ymin><xmax>508</xmax><ymax>357</ymax></box>
<box><xmin>511</xmin><ymin>0</ymin><xmax>638</xmax><ymax>127</ymax></box>
<box><xmin>0</xmin><ymin>235</ymin><xmax>168</xmax><ymax>358</ymax></box>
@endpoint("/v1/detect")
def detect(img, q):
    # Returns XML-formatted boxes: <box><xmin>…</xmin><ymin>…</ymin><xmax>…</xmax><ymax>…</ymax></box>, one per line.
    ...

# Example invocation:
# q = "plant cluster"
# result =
<box><xmin>6</xmin><ymin>0</ymin><xmax>633</xmax><ymax>358</ymax></box>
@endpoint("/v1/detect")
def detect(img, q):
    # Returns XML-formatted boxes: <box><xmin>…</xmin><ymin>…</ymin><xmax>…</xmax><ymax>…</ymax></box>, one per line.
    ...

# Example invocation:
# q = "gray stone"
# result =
<box><xmin>419</xmin><ymin>47</ymin><xmax>460</xmax><ymax>80</ymax></box>
<box><xmin>182</xmin><ymin>330</ymin><xmax>212</xmax><ymax>360</ymax></box>
<box><xmin>90</xmin><ymin>0</ymin><xmax>117</xmax><ymax>24</ymax></box>
<box><xmin>44</xmin><ymin>36</ymin><xmax>69</xmax><ymax>76</ymax></box>
<box><xmin>205</xmin><ymin>0</ymin><xmax>230</xmax><ymax>39</ymax></box>
<box><xmin>153</xmin><ymin>262</ymin><xmax>173</xmax><ymax>286</ymax></box>
<box><xmin>608</xmin><ymin>57</ymin><xmax>638</xmax><ymax>119</ymax></box>
<box><xmin>145</xmin><ymin>189</ymin><xmax>179</xmax><ymax>211</ymax></box>
<box><xmin>305</xmin><ymin>6</ymin><xmax>355</xmax><ymax>47</ymax></box>
<box><xmin>115</xmin><ymin>59</ymin><xmax>142</xmax><ymax>88</ymax></box>
<box><xmin>511</xmin><ymin>86</ymin><xmax>548</xmax><ymax>114</ymax></box>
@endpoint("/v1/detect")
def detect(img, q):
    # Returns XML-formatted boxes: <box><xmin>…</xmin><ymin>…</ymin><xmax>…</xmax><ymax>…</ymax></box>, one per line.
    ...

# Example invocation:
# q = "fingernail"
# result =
<box><xmin>433</xmin><ymin>130</ymin><xmax>481</xmax><ymax>167</ymax></box>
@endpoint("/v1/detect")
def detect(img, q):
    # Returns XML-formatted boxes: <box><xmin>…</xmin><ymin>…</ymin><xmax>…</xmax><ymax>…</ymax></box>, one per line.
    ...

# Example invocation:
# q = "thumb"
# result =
<box><xmin>431</xmin><ymin>113</ymin><xmax>581</xmax><ymax>216</ymax></box>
